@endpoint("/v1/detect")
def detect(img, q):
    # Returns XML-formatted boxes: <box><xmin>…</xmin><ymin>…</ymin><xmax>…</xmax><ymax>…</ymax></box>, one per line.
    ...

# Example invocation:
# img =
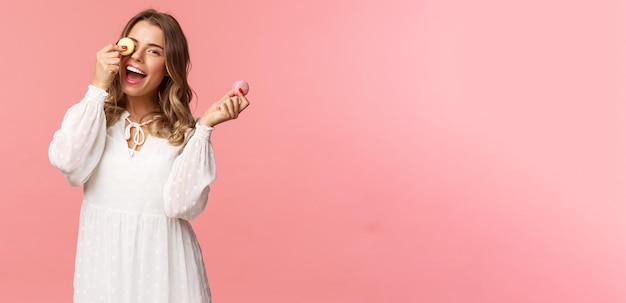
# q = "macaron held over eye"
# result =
<box><xmin>117</xmin><ymin>37</ymin><xmax>135</xmax><ymax>56</ymax></box>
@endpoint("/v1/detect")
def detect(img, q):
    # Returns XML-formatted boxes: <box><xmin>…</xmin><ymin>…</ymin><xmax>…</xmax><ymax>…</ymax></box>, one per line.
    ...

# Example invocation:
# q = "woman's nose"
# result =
<box><xmin>130</xmin><ymin>50</ymin><xmax>143</xmax><ymax>62</ymax></box>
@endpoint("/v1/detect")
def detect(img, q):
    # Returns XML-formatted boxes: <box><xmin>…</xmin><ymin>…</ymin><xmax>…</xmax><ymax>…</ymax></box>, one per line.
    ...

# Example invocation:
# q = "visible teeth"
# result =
<box><xmin>127</xmin><ymin>66</ymin><xmax>146</xmax><ymax>75</ymax></box>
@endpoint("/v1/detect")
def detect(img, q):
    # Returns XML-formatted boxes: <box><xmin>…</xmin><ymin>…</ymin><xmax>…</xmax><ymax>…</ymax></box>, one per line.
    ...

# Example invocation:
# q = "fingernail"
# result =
<box><xmin>238</xmin><ymin>88</ymin><xmax>244</xmax><ymax>94</ymax></box>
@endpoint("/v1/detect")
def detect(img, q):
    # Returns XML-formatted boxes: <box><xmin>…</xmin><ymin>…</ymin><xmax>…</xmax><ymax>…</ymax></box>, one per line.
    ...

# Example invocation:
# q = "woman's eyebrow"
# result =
<box><xmin>127</xmin><ymin>37</ymin><xmax>164</xmax><ymax>50</ymax></box>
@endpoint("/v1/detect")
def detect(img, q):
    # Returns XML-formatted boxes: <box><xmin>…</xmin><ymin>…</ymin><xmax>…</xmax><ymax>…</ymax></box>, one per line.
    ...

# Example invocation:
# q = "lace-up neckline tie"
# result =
<box><xmin>125</xmin><ymin>117</ymin><xmax>153</xmax><ymax>157</ymax></box>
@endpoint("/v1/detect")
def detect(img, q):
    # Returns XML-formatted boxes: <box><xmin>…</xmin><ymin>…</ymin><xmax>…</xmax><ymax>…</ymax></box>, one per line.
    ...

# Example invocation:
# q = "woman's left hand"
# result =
<box><xmin>198</xmin><ymin>90</ymin><xmax>250</xmax><ymax>127</ymax></box>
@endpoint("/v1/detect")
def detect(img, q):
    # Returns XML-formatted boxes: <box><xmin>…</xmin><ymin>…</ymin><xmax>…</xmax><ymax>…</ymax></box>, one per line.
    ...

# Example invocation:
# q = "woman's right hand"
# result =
<box><xmin>91</xmin><ymin>43</ymin><xmax>127</xmax><ymax>91</ymax></box>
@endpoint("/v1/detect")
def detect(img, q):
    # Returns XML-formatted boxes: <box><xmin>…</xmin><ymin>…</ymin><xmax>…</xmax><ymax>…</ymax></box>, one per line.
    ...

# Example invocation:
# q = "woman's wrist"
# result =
<box><xmin>90</xmin><ymin>80</ymin><xmax>110</xmax><ymax>92</ymax></box>
<box><xmin>197</xmin><ymin>116</ymin><xmax>216</xmax><ymax>128</ymax></box>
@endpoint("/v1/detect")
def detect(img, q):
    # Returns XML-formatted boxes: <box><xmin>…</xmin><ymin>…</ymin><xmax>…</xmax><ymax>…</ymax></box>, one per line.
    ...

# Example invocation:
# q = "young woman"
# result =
<box><xmin>48</xmin><ymin>9</ymin><xmax>249</xmax><ymax>303</ymax></box>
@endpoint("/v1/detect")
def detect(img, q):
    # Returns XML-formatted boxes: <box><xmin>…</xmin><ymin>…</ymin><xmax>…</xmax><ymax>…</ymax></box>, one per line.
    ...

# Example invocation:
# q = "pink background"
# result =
<box><xmin>1</xmin><ymin>0</ymin><xmax>625</xmax><ymax>302</ymax></box>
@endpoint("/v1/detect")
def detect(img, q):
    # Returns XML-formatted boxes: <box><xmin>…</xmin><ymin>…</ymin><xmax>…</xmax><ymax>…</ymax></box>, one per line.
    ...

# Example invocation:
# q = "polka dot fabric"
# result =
<box><xmin>49</xmin><ymin>86</ymin><xmax>215</xmax><ymax>303</ymax></box>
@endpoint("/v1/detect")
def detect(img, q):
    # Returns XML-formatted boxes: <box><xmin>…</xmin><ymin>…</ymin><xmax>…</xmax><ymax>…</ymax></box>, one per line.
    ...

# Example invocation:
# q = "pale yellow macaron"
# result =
<box><xmin>117</xmin><ymin>37</ymin><xmax>135</xmax><ymax>56</ymax></box>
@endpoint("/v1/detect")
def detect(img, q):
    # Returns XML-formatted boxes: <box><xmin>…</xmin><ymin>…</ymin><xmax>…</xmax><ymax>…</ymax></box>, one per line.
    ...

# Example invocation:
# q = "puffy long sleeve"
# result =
<box><xmin>48</xmin><ymin>85</ymin><xmax>108</xmax><ymax>186</ymax></box>
<box><xmin>163</xmin><ymin>123</ymin><xmax>217</xmax><ymax>220</ymax></box>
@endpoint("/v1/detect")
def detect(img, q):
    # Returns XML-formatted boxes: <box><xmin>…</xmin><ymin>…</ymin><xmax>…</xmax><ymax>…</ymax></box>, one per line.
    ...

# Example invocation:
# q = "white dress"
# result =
<box><xmin>49</xmin><ymin>85</ymin><xmax>215</xmax><ymax>303</ymax></box>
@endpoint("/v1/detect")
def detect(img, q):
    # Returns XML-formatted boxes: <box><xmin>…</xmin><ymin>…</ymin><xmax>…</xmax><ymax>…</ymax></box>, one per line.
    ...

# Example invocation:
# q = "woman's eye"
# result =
<box><xmin>148</xmin><ymin>49</ymin><xmax>161</xmax><ymax>55</ymax></box>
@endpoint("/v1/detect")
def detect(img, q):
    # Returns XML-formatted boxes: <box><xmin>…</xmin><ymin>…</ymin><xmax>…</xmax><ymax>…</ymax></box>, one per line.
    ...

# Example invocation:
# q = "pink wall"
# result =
<box><xmin>1</xmin><ymin>0</ymin><xmax>625</xmax><ymax>302</ymax></box>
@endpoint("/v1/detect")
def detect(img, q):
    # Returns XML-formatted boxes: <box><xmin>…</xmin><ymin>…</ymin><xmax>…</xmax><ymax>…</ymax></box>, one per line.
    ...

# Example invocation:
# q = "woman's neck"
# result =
<box><xmin>125</xmin><ymin>95</ymin><xmax>159</xmax><ymax>120</ymax></box>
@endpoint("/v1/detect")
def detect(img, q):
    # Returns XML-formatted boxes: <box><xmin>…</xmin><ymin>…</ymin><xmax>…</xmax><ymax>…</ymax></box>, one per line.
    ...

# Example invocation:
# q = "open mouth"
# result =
<box><xmin>125</xmin><ymin>66</ymin><xmax>147</xmax><ymax>83</ymax></box>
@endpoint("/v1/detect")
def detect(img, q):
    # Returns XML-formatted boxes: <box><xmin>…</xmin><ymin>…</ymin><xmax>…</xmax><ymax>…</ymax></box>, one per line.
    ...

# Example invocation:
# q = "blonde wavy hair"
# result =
<box><xmin>104</xmin><ymin>9</ymin><xmax>195</xmax><ymax>146</ymax></box>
